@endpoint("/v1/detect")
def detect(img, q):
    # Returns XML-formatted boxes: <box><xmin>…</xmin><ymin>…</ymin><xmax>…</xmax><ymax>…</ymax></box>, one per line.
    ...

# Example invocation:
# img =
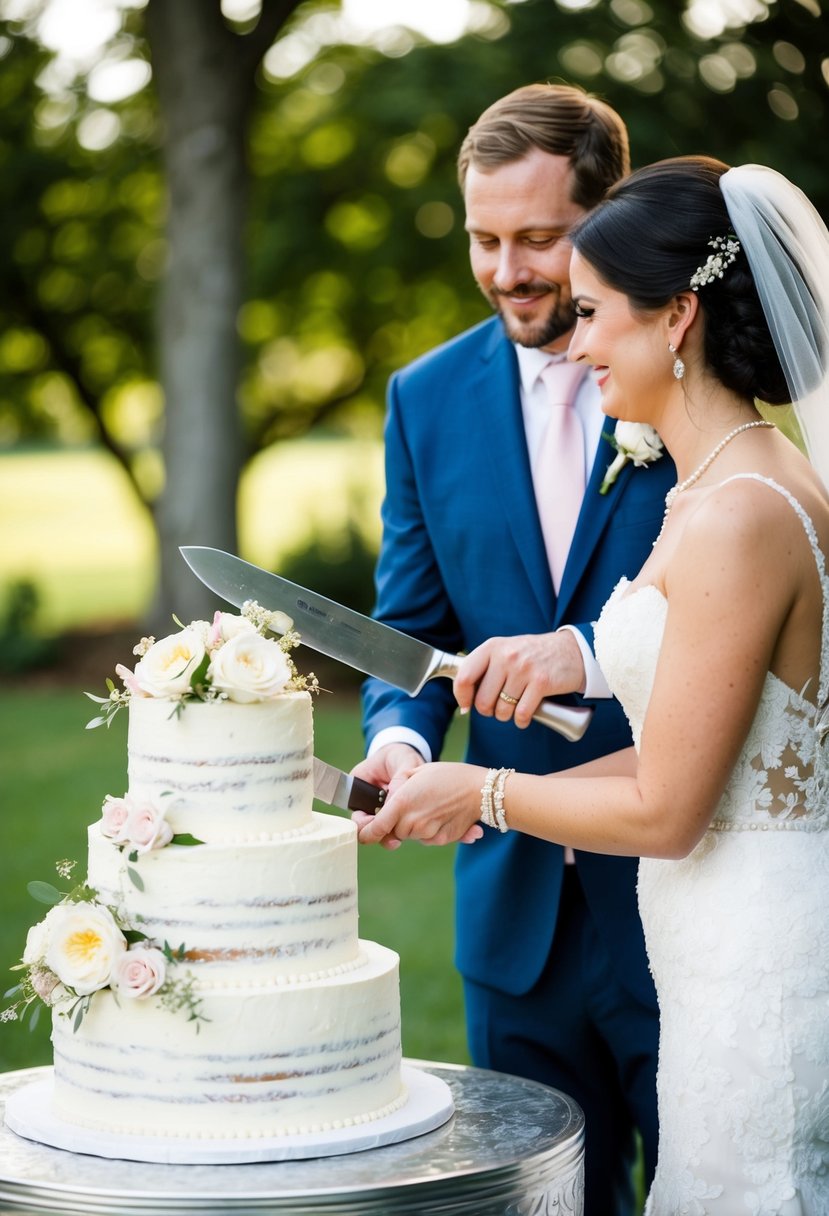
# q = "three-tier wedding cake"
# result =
<box><xmin>7</xmin><ymin>606</ymin><xmax>406</xmax><ymax>1143</ymax></box>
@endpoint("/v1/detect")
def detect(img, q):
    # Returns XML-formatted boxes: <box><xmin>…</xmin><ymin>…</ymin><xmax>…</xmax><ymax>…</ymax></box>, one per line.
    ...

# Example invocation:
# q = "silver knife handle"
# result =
<box><xmin>426</xmin><ymin>652</ymin><xmax>592</xmax><ymax>742</ymax></box>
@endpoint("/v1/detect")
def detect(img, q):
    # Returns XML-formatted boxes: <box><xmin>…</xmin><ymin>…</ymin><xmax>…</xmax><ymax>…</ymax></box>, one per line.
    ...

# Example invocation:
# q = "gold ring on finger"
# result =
<box><xmin>498</xmin><ymin>691</ymin><xmax>519</xmax><ymax>706</ymax></box>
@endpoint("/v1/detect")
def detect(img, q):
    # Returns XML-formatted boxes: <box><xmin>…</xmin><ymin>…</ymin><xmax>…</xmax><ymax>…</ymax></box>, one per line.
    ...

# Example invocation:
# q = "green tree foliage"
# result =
<box><xmin>241</xmin><ymin>0</ymin><xmax>829</xmax><ymax>448</ymax></box>
<box><xmin>0</xmin><ymin>10</ymin><xmax>159</xmax><ymax>500</ymax></box>
<box><xmin>0</xmin><ymin>0</ymin><xmax>826</xmax><ymax>617</ymax></box>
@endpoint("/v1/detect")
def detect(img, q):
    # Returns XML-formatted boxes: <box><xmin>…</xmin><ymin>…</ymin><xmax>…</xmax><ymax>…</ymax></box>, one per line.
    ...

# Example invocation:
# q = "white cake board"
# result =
<box><xmin>4</xmin><ymin>1065</ymin><xmax>454</xmax><ymax>1165</ymax></box>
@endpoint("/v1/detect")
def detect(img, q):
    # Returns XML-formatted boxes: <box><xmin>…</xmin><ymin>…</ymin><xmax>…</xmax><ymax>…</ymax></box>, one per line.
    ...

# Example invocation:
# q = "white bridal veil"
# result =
<box><xmin>720</xmin><ymin>165</ymin><xmax>829</xmax><ymax>493</ymax></box>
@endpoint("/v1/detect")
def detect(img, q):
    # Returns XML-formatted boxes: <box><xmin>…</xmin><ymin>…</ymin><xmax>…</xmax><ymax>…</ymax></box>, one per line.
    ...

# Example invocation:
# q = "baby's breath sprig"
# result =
<box><xmin>242</xmin><ymin>601</ymin><xmax>321</xmax><ymax>694</ymax></box>
<box><xmin>157</xmin><ymin>944</ymin><xmax>209</xmax><ymax>1030</ymax></box>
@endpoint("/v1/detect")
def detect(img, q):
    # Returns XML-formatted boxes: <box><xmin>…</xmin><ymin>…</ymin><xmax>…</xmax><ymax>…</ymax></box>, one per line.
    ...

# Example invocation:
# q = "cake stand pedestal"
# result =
<box><xmin>0</xmin><ymin>1061</ymin><xmax>584</xmax><ymax>1215</ymax></box>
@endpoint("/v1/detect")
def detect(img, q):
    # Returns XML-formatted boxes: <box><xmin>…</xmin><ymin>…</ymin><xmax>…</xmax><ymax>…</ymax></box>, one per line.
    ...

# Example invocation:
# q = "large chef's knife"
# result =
<box><xmin>313</xmin><ymin>757</ymin><xmax>386</xmax><ymax>814</ymax></box>
<box><xmin>180</xmin><ymin>546</ymin><xmax>592</xmax><ymax>742</ymax></box>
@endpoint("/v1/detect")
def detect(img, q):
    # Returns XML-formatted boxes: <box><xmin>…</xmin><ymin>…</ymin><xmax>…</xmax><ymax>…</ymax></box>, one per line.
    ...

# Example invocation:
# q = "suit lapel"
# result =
<box><xmin>476</xmin><ymin>327</ymin><xmax>555</xmax><ymax>623</ymax></box>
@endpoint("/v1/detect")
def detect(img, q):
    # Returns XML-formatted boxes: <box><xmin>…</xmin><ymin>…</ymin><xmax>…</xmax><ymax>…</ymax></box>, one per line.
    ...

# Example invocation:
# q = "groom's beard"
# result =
<box><xmin>486</xmin><ymin>281</ymin><xmax>577</xmax><ymax>349</ymax></box>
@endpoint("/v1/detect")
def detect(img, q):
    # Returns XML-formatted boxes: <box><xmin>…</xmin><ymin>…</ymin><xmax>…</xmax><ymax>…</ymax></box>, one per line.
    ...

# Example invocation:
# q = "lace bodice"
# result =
<box><xmin>595</xmin><ymin>475</ymin><xmax>829</xmax><ymax>835</ymax></box>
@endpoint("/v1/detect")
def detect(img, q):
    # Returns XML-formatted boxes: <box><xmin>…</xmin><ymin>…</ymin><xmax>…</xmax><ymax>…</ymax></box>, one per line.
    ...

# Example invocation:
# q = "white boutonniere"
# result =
<box><xmin>600</xmin><ymin>422</ymin><xmax>665</xmax><ymax>495</ymax></box>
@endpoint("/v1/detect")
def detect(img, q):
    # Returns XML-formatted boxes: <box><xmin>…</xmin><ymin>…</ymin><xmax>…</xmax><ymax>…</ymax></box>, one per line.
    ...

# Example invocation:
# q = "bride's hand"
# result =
<box><xmin>355</xmin><ymin>763</ymin><xmax>486</xmax><ymax>848</ymax></box>
<box><xmin>454</xmin><ymin>631</ymin><xmax>586</xmax><ymax>728</ymax></box>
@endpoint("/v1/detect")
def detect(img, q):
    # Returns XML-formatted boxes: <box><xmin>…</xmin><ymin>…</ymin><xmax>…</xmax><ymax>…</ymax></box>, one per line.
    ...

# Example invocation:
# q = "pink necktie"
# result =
<box><xmin>534</xmin><ymin>361</ymin><xmax>588</xmax><ymax>593</ymax></box>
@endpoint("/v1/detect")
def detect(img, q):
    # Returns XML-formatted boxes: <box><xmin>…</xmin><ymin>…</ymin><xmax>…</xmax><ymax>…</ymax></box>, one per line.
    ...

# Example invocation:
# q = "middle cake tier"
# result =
<box><xmin>87</xmin><ymin>812</ymin><xmax>360</xmax><ymax>985</ymax></box>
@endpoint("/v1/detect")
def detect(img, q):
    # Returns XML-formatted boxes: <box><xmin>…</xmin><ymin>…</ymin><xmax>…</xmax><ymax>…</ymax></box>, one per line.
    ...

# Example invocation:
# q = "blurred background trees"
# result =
<box><xmin>1</xmin><ymin>0</ymin><xmax>827</xmax><ymax>638</ymax></box>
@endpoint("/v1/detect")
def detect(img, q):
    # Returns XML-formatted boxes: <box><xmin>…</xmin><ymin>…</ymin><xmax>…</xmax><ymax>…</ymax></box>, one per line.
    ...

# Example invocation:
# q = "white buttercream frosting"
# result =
<box><xmin>52</xmin><ymin>694</ymin><xmax>405</xmax><ymax>1139</ymax></box>
<box><xmin>127</xmin><ymin>694</ymin><xmax>315</xmax><ymax>839</ymax></box>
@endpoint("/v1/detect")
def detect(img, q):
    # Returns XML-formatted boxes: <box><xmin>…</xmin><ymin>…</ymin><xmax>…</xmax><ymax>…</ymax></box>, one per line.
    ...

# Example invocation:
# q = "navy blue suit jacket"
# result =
<box><xmin>363</xmin><ymin>316</ymin><xmax>677</xmax><ymax>1002</ymax></box>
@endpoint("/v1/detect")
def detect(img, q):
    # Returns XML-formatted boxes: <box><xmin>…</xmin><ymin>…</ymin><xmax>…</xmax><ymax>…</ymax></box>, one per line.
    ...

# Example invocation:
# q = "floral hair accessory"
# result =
<box><xmin>690</xmin><ymin>235</ymin><xmax>742</xmax><ymax>291</ymax></box>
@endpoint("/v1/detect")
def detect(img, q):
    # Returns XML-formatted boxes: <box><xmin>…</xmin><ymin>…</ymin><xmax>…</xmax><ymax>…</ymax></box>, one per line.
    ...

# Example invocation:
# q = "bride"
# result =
<box><xmin>355</xmin><ymin>157</ymin><xmax>829</xmax><ymax>1214</ymax></box>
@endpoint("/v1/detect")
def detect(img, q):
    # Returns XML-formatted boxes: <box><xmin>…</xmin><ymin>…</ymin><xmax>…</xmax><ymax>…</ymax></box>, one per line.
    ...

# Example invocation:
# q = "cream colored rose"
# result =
<box><xmin>131</xmin><ymin>628</ymin><xmax>206</xmax><ymax>698</ymax></box>
<box><xmin>614</xmin><ymin>421</ymin><xmax>664</xmax><ymax>465</ymax></box>
<box><xmin>111</xmin><ymin>945</ymin><xmax>167</xmax><ymax>998</ymax></box>
<box><xmin>208</xmin><ymin>610</ymin><xmax>257</xmax><ymax>650</ymax></box>
<box><xmin>207</xmin><ymin>632</ymin><xmax>292</xmax><ymax>702</ymax></box>
<box><xmin>124</xmin><ymin>798</ymin><xmax>174</xmax><ymax>854</ymax></box>
<box><xmin>45</xmin><ymin>903</ymin><xmax>127</xmax><ymax>996</ymax></box>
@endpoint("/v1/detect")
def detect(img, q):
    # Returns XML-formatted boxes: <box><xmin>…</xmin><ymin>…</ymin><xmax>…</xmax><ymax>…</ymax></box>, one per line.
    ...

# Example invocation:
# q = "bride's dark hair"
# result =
<box><xmin>571</xmin><ymin>155</ymin><xmax>790</xmax><ymax>405</ymax></box>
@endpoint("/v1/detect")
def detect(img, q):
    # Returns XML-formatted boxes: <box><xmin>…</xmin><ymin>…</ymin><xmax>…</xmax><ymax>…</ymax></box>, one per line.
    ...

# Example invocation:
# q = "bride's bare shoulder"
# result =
<box><xmin>677</xmin><ymin>470</ymin><xmax>829</xmax><ymax>580</ymax></box>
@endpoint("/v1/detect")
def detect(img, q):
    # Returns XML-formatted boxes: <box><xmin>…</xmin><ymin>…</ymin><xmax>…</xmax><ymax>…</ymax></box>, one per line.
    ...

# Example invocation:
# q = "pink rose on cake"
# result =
<box><xmin>111</xmin><ymin>945</ymin><xmax>167</xmax><ymax>999</ymax></box>
<box><xmin>100</xmin><ymin>793</ymin><xmax>174</xmax><ymax>853</ymax></box>
<box><xmin>100</xmin><ymin>794</ymin><xmax>131</xmax><ymax>842</ymax></box>
<box><xmin>124</xmin><ymin>798</ymin><xmax>175</xmax><ymax>854</ymax></box>
<box><xmin>207</xmin><ymin>631</ymin><xmax>293</xmax><ymax>702</ymax></box>
<box><xmin>44</xmin><ymin>903</ymin><xmax>127</xmax><ymax>997</ymax></box>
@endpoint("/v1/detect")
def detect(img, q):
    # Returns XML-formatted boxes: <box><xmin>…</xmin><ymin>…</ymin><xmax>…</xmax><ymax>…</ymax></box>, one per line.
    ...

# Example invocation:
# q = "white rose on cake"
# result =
<box><xmin>23</xmin><ymin>906</ymin><xmax>64</xmax><ymax>966</ymax></box>
<box><xmin>131</xmin><ymin>628</ymin><xmax>207</xmax><ymax>698</ymax></box>
<box><xmin>45</xmin><ymin>903</ymin><xmax>127</xmax><ymax>996</ymax></box>
<box><xmin>111</xmin><ymin>945</ymin><xmax>167</xmax><ymax>999</ymax></box>
<box><xmin>208</xmin><ymin>631</ymin><xmax>293</xmax><ymax>702</ymax></box>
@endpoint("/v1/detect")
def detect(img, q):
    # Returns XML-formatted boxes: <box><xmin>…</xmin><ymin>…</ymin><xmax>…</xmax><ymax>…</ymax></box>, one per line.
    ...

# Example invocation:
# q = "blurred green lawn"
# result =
<box><xmin>0</xmin><ymin>439</ymin><xmax>384</xmax><ymax>633</ymax></box>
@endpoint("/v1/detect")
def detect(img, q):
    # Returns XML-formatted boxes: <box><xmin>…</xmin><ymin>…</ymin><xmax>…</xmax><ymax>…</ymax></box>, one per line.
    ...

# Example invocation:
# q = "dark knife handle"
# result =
<box><xmin>348</xmin><ymin>777</ymin><xmax>387</xmax><ymax>815</ymax></box>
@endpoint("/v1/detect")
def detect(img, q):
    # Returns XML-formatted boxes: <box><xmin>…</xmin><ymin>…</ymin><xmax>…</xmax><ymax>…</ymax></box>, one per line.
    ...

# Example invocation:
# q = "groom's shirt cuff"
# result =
<box><xmin>367</xmin><ymin>726</ymin><xmax>432</xmax><ymax>763</ymax></box>
<box><xmin>557</xmin><ymin>625</ymin><xmax>613</xmax><ymax>699</ymax></box>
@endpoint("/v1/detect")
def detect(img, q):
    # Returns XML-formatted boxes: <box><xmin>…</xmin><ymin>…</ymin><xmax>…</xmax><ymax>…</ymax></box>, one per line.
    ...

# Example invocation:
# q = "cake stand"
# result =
<box><xmin>0</xmin><ymin>1060</ymin><xmax>585</xmax><ymax>1214</ymax></box>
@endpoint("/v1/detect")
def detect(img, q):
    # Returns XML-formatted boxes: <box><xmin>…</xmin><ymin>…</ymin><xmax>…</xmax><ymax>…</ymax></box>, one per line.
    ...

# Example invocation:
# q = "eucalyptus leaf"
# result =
<box><xmin>127</xmin><ymin>866</ymin><xmax>145</xmax><ymax>892</ymax></box>
<box><xmin>188</xmin><ymin>651</ymin><xmax>211</xmax><ymax>692</ymax></box>
<box><xmin>28</xmin><ymin>1002</ymin><xmax>41</xmax><ymax>1032</ymax></box>
<box><xmin>85</xmin><ymin>716</ymin><xmax>107</xmax><ymax>730</ymax></box>
<box><xmin>28</xmin><ymin>881</ymin><xmax>63</xmax><ymax>906</ymax></box>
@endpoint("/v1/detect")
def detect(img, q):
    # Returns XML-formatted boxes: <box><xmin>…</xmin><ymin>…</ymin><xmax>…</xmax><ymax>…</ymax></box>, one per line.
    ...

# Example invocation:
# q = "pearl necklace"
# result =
<box><xmin>655</xmin><ymin>419</ymin><xmax>774</xmax><ymax>544</ymax></box>
<box><xmin>664</xmin><ymin>420</ymin><xmax>775</xmax><ymax>510</ymax></box>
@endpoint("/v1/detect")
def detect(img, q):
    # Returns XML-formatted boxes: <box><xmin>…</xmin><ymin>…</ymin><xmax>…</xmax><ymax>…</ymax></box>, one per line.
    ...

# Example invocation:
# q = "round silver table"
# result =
<box><xmin>0</xmin><ymin>1062</ymin><xmax>584</xmax><ymax>1215</ymax></box>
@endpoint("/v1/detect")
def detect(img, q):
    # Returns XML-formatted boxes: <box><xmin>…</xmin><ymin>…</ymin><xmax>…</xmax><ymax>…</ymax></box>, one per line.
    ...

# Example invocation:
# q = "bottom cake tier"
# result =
<box><xmin>51</xmin><ymin>940</ymin><xmax>404</xmax><ymax>1138</ymax></box>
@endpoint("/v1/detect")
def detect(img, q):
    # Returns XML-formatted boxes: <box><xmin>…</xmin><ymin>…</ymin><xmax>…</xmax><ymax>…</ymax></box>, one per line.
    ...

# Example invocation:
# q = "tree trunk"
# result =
<box><xmin>144</xmin><ymin>1</ymin><xmax>254</xmax><ymax>627</ymax></box>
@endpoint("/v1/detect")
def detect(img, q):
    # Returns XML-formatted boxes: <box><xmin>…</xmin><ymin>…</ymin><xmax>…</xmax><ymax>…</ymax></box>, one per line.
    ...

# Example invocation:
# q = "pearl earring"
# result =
<box><xmin>668</xmin><ymin>343</ymin><xmax>685</xmax><ymax>381</ymax></box>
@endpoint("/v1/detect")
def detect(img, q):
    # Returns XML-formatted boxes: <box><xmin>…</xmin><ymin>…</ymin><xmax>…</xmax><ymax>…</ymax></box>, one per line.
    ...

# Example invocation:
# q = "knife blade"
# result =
<box><xmin>180</xmin><ymin>546</ymin><xmax>592</xmax><ymax>742</ymax></box>
<box><xmin>313</xmin><ymin>756</ymin><xmax>386</xmax><ymax>815</ymax></box>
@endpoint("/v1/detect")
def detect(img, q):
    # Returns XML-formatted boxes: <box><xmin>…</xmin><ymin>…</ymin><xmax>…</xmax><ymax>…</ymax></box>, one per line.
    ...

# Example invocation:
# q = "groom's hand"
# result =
<box><xmin>454</xmin><ymin>631</ymin><xmax>586</xmax><ymax>729</ymax></box>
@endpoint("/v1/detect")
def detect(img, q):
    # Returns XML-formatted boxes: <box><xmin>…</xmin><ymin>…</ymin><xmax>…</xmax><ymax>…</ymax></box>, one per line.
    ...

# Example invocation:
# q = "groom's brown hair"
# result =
<box><xmin>457</xmin><ymin>83</ymin><xmax>630</xmax><ymax>210</ymax></box>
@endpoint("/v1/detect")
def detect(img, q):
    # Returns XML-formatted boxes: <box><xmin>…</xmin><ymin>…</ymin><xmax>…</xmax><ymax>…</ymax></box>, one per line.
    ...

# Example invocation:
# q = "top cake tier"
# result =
<box><xmin>127</xmin><ymin>694</ymin><xmax>314</xmax><ymax>841</ymax></box>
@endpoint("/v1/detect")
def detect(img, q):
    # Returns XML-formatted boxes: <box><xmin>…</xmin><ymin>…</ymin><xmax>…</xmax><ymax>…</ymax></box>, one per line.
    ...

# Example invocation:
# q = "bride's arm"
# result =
<box><xmin>357</xmin><ymin>484</ymin><xmax>799</xmax><ymax>859</ymax></box>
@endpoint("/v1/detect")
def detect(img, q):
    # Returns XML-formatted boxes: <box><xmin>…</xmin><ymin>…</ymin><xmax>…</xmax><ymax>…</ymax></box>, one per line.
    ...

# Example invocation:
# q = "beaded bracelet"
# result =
<box><xmin>480</xmin><ymin>767</ymin><xmax>514</xmax><ymax>833</ymax></box>
<box><xmin>493</xmin><ymin>767</ymin><xmax>514</xmax><ymax>833</ymax></box>
<box><xmin>480</xmin><ymin>768</ymin><xmax>498</xmax><ymax>828</ymax></box>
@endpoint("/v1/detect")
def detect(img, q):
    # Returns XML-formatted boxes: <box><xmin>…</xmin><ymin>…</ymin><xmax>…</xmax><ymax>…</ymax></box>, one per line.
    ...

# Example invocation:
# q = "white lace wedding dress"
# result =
<box><xmin>594</xmin><ymin>475</ymin><xmax>829</xmax><ymax>1216</ymax></box>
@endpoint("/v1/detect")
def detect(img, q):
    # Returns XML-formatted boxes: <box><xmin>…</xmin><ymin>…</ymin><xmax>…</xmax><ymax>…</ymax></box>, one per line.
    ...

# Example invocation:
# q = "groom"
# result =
<box><xmin>354</xmin><ymin>84</ymin><xmax>675</xmax><ymax>1216</ymax></box>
